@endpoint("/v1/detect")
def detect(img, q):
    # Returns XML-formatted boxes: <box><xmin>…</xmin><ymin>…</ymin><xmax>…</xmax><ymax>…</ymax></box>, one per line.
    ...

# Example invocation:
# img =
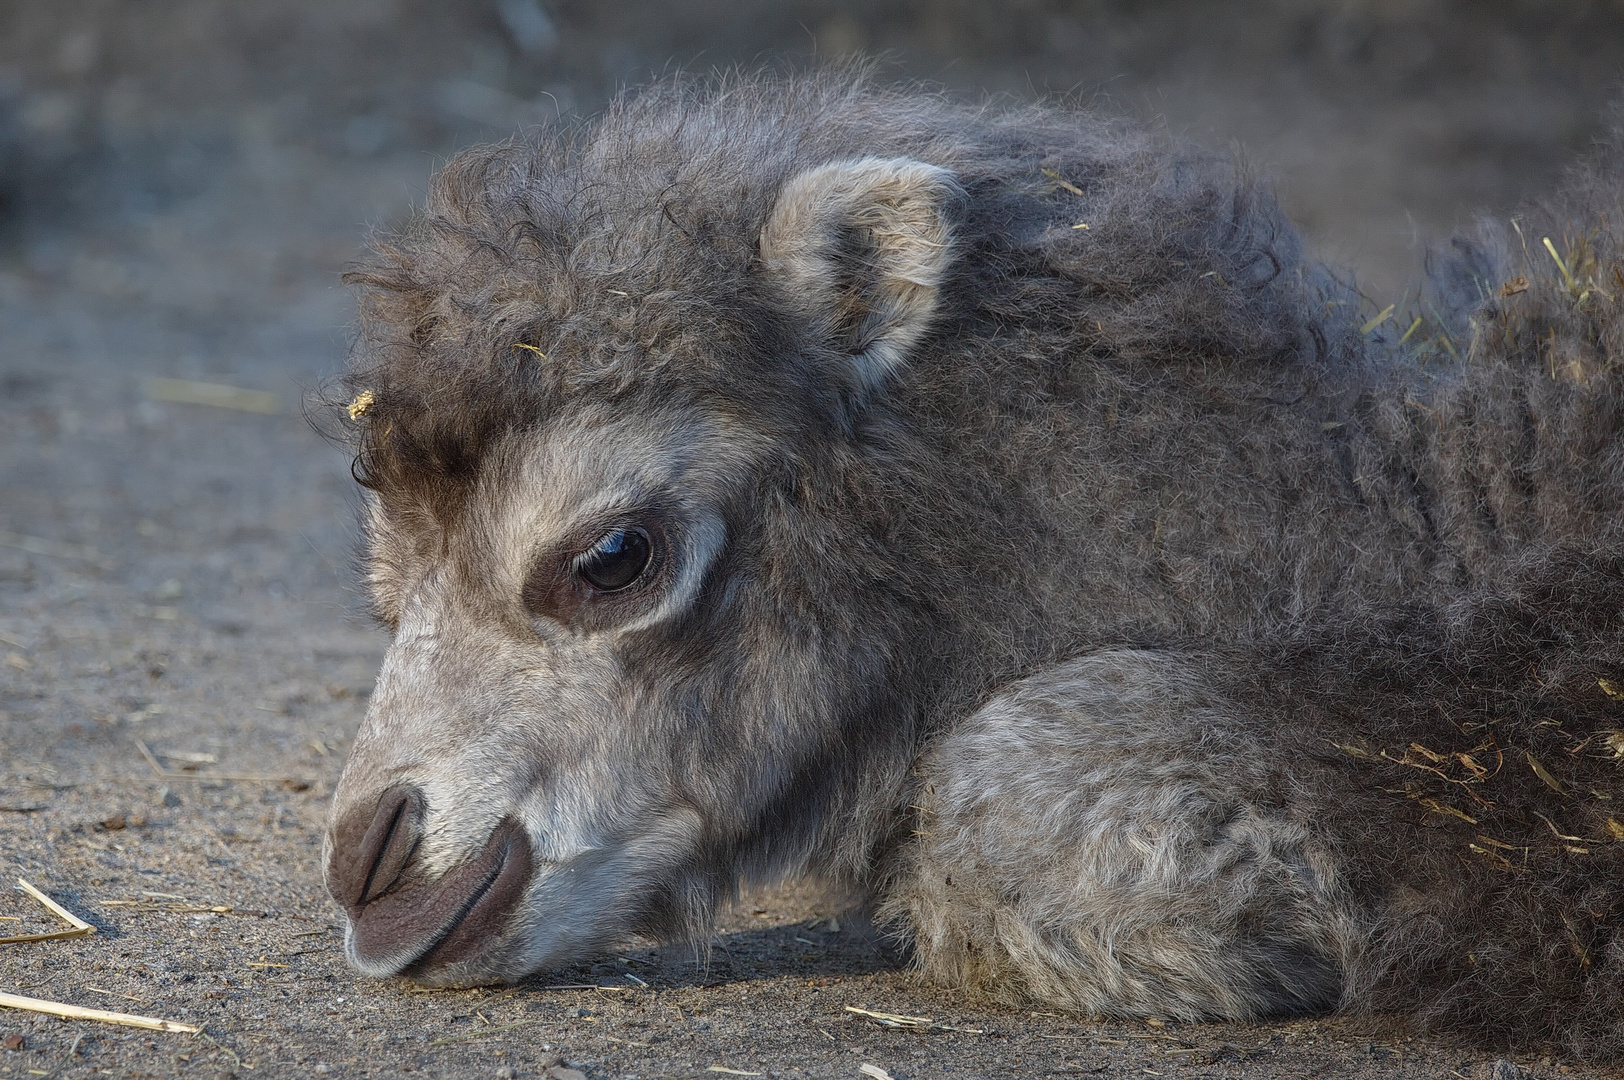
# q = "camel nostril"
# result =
<box><xmin>359</xmin><ymin>786</ymin><xmax>426</xmax><ymax>905</ymax></box>
<box><xmin>328</xmin><ymin>784</ymin><xmax>425</xmax><ymax>911</ymax></box>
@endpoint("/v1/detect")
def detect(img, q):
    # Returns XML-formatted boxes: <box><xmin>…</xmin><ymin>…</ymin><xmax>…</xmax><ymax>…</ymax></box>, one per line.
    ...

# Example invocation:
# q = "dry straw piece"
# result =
<box><xmin>145</xmin><ymin>377</ymin><xmax>280</xmax><ymax>415</ymax></box>
<box><xmin>845</xmin><ymin>1005</ymin><xmax>933</xmax><ymax>1028</ymax></box>
<box><xmin>845</xmin><ymin>1005</ymin><xmax>985</xmax><ymax>1035</ymax></box>
<box><xmin>0</xmin><ymin>529</ymin><xmax>114</xmax><ymax>571</ymax></box>
<box><xmin>1</xmin><ymin>880</ymin><xmax>201</xmax><ymax>1034</ymax></box>
<box><xmin>100</xmin><ymin>900</ymin><xmax>235</xmax><ymax>915</ymax></box>
<box><xmin>0</xmin><ymin>990</ymin><xmax>200</xmax><ymax>1034</ymax></box>
<box><xmin>134</xmin><ymin>738</ymin><xmax>308</xmax><ymax>786</ymax></box>
<box><xmin>0</xmin><ymin>879</ymin><xmax>95</xmax><ymax>945</ymax></box>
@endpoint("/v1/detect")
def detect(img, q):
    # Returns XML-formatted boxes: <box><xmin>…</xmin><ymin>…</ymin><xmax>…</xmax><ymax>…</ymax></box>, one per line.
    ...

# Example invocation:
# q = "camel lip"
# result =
<box><xmin>395</xmin><ymin>843</ymin><xmax>506</xmax><ymax>969</ymax></box>
<box><xmin>346</xmin><ymin>817</ymin><xmax>534</xmax><ymax>978</ymax></box>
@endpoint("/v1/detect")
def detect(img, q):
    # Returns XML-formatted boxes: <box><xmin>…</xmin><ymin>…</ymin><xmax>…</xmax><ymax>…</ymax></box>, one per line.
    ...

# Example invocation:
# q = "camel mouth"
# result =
<box><xmin>346</xmin><ymin>817</ymin><xmax>534</xmax><ymax>978</ymax></box>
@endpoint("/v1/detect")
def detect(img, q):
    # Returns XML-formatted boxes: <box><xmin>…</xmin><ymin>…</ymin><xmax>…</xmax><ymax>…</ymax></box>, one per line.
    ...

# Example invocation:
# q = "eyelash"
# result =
<box><xmin>573</xmin><ymin>530</ymin><xmax>625</xmax><ymax>571</ymax></box>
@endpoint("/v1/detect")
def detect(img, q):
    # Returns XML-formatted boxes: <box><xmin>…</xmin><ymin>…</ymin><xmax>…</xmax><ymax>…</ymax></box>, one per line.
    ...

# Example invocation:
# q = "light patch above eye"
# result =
<box><xmin>439</xmin><ymin>407</ymin><xmax>763</xmax><ymax>636</ymax></box>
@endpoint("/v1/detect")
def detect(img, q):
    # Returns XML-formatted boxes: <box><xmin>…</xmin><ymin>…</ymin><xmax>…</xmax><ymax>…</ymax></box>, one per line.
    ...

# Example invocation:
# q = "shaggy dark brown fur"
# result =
<box><xmin>325</xmin><ymin>70</ymin><xmax>1624</xmax><ymax>1061</ymax></box>
<box><xmin>1238</xmin><ymin>546</ymin><xmax>1624</xmax><ymax>1059</ymax></box>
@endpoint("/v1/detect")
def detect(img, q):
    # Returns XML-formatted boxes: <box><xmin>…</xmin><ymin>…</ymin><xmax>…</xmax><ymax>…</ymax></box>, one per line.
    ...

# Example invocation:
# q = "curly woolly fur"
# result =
<box><xmin>895</xmin><ymin>548</ymin><xmax>1624</xmax><ymax>1058</ymax></box>
<box><xmin>332</xmin><ymin>71</ymin><xmax>1624</xmax><ymax>1059</ymax></box>
<box><xmin>1246</xmin><ymin>548</ymin><xmax>1624</xmax><ymax>1057</ymax></box>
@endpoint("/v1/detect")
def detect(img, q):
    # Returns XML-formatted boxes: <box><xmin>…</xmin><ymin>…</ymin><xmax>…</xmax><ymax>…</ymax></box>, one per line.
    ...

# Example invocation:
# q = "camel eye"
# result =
<box><xmin>574</xmin><ymin>528</ymin><xmax>652</xmax><ymax>592</ymax></box>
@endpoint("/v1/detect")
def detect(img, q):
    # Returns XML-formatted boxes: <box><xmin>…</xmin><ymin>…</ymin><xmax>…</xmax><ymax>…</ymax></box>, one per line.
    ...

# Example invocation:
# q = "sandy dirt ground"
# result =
<box><xmin>3</xmin><ymin>2</ymin><xmax>1624</xmax><ymax>1077</ymax></box>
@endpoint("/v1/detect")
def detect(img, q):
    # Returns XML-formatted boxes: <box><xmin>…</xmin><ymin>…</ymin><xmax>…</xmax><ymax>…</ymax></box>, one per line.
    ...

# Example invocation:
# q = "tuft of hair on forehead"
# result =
<box><xmin>336</xmin><ymin>66</ymin><xmax>1329</xmax><ymax>505</ymax></box>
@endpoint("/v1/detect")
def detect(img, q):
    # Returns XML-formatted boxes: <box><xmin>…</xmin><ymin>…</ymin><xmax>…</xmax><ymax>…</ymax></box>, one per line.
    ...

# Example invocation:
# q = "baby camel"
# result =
<box><xmin>324</xmin><ymin>72</ymin><xmax>1624</xmax><ymax>1059</ymax></box>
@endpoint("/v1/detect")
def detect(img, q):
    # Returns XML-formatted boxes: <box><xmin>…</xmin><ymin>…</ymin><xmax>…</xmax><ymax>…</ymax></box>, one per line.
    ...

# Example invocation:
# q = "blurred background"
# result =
<box><xmin>3</xmin><ymin>0</ymin><xmax>1624</xmax><ymax>303</ymax></box>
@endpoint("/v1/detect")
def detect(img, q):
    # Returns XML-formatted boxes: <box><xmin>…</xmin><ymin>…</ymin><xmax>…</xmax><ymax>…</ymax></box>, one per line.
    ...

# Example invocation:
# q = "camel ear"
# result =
<box><xmin>759</xmin><ymin>157</ymin><xmax>960</xmax><ymax>400</ymax></box>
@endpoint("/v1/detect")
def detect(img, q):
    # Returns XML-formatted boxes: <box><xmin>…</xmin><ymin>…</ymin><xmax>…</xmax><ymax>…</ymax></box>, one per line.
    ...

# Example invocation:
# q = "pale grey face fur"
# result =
<box><xmin>331</xmin><ymin>412</ymin><xmax>741</xmax><ymax>980</ymax></box>
<box><xmin>325</xmin><ymin>75</ymin><xmax>1624</xmax><ymax>1059</ymax></box>
<box><xmin>326</xmin><ymin>149</ymin><xmax>961</xmax><ymax>984</ymax></box>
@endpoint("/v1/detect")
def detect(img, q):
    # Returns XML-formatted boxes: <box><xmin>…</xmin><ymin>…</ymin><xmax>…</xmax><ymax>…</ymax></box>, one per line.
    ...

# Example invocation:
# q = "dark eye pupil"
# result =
<box><xmin>577</xmin><ymin>528</ymin><xmax>651</xmax><ymax>592</ymax></box>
